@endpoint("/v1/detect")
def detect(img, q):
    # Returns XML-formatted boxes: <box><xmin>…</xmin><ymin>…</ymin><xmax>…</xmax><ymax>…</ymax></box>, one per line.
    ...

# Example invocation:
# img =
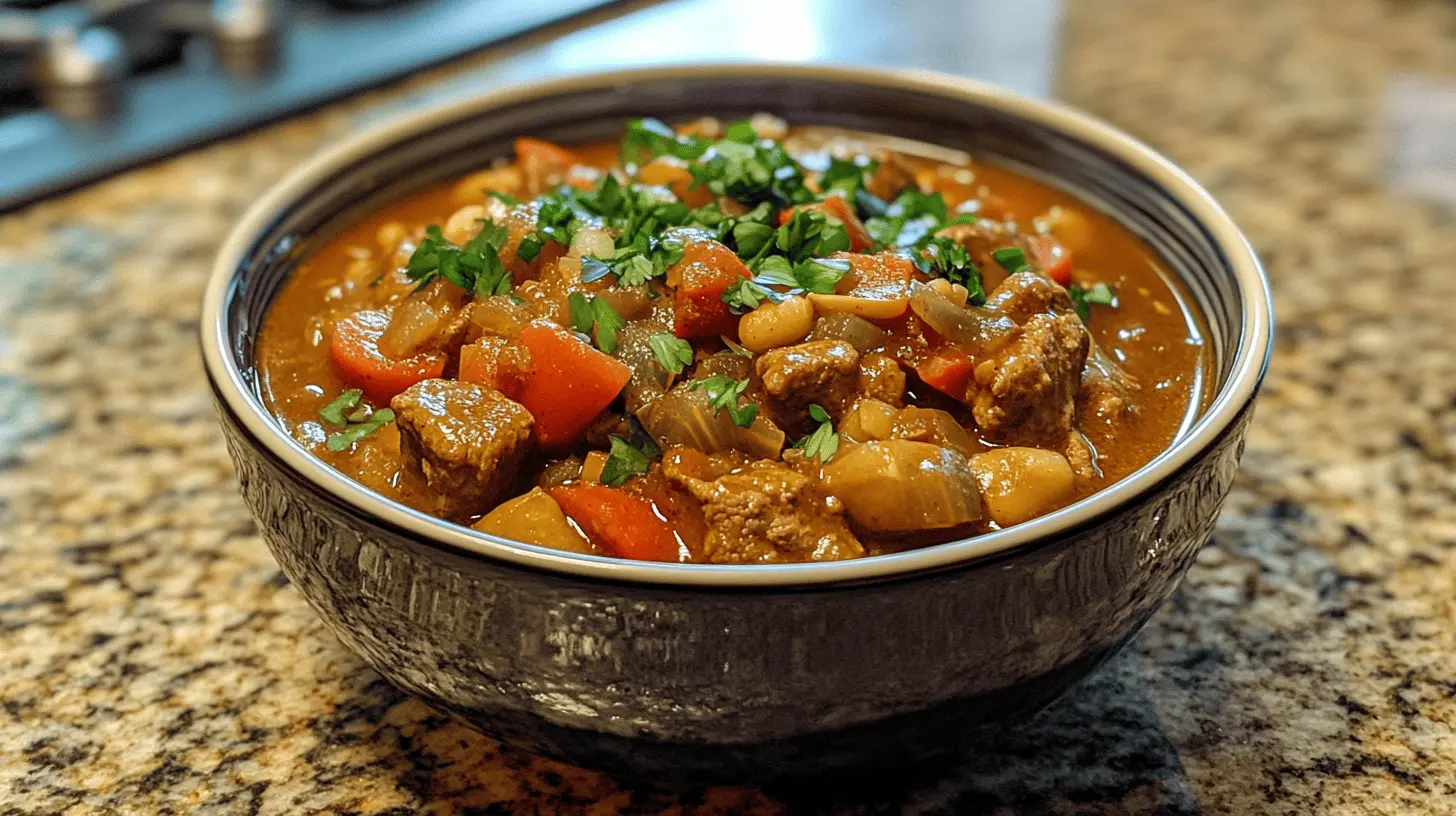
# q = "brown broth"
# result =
<box><xmin>256</xmin><ymin>128</ymin><xmax>1211</xmax><ymax>559</ymax></box>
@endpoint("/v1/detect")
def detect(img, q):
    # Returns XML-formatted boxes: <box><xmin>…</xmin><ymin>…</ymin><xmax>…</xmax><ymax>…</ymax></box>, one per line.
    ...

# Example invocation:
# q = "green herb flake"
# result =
<box><xmin>1068</xmin><ymin>282</ymin><xmax>1117</xmax><ymax>322</ymax></box>
<box><xmin>820</xmin><ymin>155</ymin><xmax>878</xmax><ymax>198</ymax></box>
<box><xmin>794</xmin><ymin>257</ymin><xmax>850</xmax><ymax>294</ymax></box>
<box><xmin>486</xmin><ymin>189</ymin><xmax>519</xmax><ymax>206</ymax></box>
<box><xmin>325</xmin><ymin>407</ymin><xmax>395</xmax><ymax>452</ymax></box>
<box><xmin>648</xmin><ymin>333</ymin><xmax>694</xmax><ymax>375</ymax></box>
<box><xmin>689</xmin><ymin>375</ymin><xmax>757</xmax><ymax>427</ymax></box>
<box><xmin>721</xmin><ymin>277</ymin><xmax>786</xmax><ymax>314</ymax></box>
<box><xmin>599</xmin><ymin>434</ymin><xmax>654</xmax><ymax>486</ymax></box>
<box><xmin>404</xmin><ymin>218</ymin><xmax>513</xmax><ymax>296</ymax></box>
<box><xmin>318</xmin><ymin>389</ymin><xmax>363</xmax><ymax>425</ymax></box>
<box><xmin>567</xmin><ymin>291</ymin><xmax>595</xmax><ymax>335</ymax></box>
<box><xmin>793</xmin><ymin>403</ymin><xmax>839</xmax><ymax>463</ymax></box>
<box><xmin>915</xmin><ymin>237</ymin><xmax>987</xmax><ymax>306</ymax></box>
<box><xmin>991</xmin><ymin>246</ymin><xmax>1031</xmax><ymax>275</ymax></box>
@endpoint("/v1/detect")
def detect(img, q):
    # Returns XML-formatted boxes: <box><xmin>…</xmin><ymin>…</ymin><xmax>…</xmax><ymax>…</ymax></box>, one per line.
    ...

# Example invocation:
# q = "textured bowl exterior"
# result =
<box><xmin>218</xmin><ymin>397</ymin><xmax>1251</xmax><ymax>780</ymax></box>
<box><xmin>203</xmin><ymin>65</ymin><xmax>1272</xmax><ymax>782</ymax></box>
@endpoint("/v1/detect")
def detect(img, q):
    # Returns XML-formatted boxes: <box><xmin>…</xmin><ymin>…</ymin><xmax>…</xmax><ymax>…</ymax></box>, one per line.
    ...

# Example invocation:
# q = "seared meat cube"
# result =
<box><xmin>971</xmin><ymin>312</ymin><xmax>1089</xmax><ymax>448</ymax></box>
<box><xmin>668</xmin><ymin>459</ymin><xmax>863</xmax><ymax>564</ymax></box>
<box><xmin>392</xmin><ymin>379</ymin><xmax>534</xmax><ymax>520</ymax></box>
<box><xmin>984</xmin><ymin>271</ymin><xmax>1075</xmax><ymax>324</ymax></box>
<box><xmin>756</xmin><ymin>340</ymin><xmax>861</xmax><ymax>422</ymax></box>
<box><xmin>1079</xmin><ymin>343</ymin><xmax>1141</xmax><ymax>429</ymax></box>
<box><xmin>858</xmin><ymin>353</ymin><xmax>907</xmax><ymax>408</ymax></box>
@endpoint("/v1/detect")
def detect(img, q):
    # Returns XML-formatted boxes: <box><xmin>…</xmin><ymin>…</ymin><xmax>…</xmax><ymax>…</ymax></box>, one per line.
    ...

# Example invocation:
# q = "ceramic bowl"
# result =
<box><xmin>201</xmin><ymin>64</ymin><xmax>1272</xmax><ymax>783</ymax></box>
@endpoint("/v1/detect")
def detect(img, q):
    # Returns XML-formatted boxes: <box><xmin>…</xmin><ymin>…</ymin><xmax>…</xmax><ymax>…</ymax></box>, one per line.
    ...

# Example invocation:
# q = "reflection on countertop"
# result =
<box><xmin>1</xmin><ymin>0</ymin><xmax>1454</xmax><ymax>812</ymax></box>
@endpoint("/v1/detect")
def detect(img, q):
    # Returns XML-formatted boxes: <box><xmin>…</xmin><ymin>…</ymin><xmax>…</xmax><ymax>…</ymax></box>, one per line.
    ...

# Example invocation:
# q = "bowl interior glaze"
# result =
<box><xmin>206</xmin><ymin>64</ymin><xmax>1270</xmax><ymax>587</ymax></box>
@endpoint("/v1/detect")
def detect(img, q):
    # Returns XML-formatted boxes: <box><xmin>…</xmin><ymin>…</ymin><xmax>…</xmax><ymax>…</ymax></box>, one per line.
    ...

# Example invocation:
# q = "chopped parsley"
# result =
<box><xmin>721</xmin><ymin>277</ymin><xmax>786</xmax><ymax>314</ymax></box>
<box><xmin>770</xmin><ymin>208</ymin><xmax>850</xmax><ymax>264</ymax></box>
<box><xmin>689</xmin><ymin>375</ymin><xmax>758</xmax><ymax>427</ymax></box>
<box><xmin>566</xmin><ymin>291</ymin><xmax>626</xmax><ymax>353</ymax></box>
<box><xmin>991</xmin><ymin>246</ymin><xmax>1031</xmax><ymax>275</ymax></box>
<box><xmin>319</xmin><ymin>390</ymin><xmax>394</xmax><ymax>452</ymax></box>
<box><xmin>486</xmin><ymin>189</ymin><xmax>519</xmax><ymax>206</ymax></box>
<box><xmin>688</xmin><ymin>120</ymin><xmax>815</xmax><ymax>207</ymax></box>
<box><xmin>318</xmin><ymin>388</ymin><xmax>363</xmax><ymax>426</ymax></box>
<box><xmin>600</xmin><ymin>434</ymin><xmax>653</xmax><ymax>486</ymax></box>
<box><xmin>647</xmin><ymin>333</ymin><xmax>694</xmax><ymax>375</ymax></box>
<box><xmin>405</xmin><ymin>220</ymin><xmax>513</xmax><ymax>296</ymax></box>
<box><xmin>916</xmin><ymin>237</ymin><xmax>986</xmax><ymax>306</ymax></box>
<box><xmin>793</xmin><ymin>403</ymin><xmax>839</xmax><ymax>463</ymax></box>
<box><xmin>864</xmin><ymin>188</ymin><xmax>971</xmax><ymax>249</ymax></box>
<box><xmin>819</xmin><ymin>155</ymin><xmax>878</xmax><ymax>199</ymax></box>
<box><xmin>619</xmin><ymin>117</ymin><xmax>710</xmax><ymax>168</ymax></box>
<box><xmin>580</xmin><ymin>232</ymin><xmax>685</xmax><ymax>288</ymax></box>
<box><xmin>1068</xmin><ymin>282</ymin><xmax>1116</xmax><ymax>322</ymax></box>
<box><xmin>792</xmin><ymin>257</ymin><xmax>851</xmax><ymax>294</ymax></box>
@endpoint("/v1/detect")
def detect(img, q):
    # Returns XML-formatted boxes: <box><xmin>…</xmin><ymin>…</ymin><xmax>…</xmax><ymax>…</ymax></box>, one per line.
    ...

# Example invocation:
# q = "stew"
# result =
<box><xmin>256</xmin><ymin>115</ymin><xmax>1209</xmax><ymax>564</ymax></box>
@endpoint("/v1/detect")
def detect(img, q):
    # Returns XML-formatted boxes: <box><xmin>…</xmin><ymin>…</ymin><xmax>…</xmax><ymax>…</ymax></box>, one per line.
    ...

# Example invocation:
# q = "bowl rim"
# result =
<box><xmin>202</xmin><ymin>62</ymin><xmax>1272</xmax><ymax>588</ymax></box>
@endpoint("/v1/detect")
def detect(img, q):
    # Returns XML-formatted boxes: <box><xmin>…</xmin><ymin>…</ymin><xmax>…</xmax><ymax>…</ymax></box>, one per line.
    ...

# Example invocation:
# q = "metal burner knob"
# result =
<box><xmin>210</xmin><ymin>0</ymin><xmax>278</xmax><ymax>78</ymax></box>
<box><xmin>32</xmin><ymin>26</ymin><xmax>126</xmax><ymax>121</ymax></box>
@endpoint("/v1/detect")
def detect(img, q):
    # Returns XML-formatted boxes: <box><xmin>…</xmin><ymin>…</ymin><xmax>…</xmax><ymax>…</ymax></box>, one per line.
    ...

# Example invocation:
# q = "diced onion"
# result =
<box><xmin>637</xmin><ymin>388</ymin><xmax>785</xmax><ymax>460</ymax></box>
<box><xmin>908</xmin><ymin>281</ymin><xmax>1017</xmax><ymax>355</ymax></box>
<box><xmin>569</xmin><ymin>227</ymin><xmax>615</xmax><ymax>260</ymax></box>
<box><xmin>809</xmin><ymin>313</ymin><xmax>886</xmax><ymax>352</ymax></box>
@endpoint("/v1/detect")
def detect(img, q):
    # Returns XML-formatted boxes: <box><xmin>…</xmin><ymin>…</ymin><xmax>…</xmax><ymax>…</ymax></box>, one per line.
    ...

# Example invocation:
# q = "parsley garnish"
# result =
<box><xmin>689</xmin><ymin>375</ymin><xmax>758</xmax><ymax>427</ymax></box>
<box><xmin>581</xmin><ymin>232</ymin><xmax>685</xmax><ymax>288</ymax></box>
<box><xmin>486</xmin><ymin>189</ymin><xmax>519</xmax><ymax>206</ymax></box>
<box><xmin>600</xmin><ymin>434</ymin><xmax>654</xmax><ymax>486</ymax></box>
<box><xmin>1068</xmin><ymin>282</ymin><xmax>1116</xmax><ymax>322</ymax></box>
<box><xmin>318</xmin><ymin>389</ymin><xmax>362</xmax><ymax>426</ymax></box>
<box><xmin>619</xmin><ymin>118</ymin><xmax>710</xmax><ymax>168</ymax></box>
<box><xmin>864</xmin><ymin>189</ymin><xmax>971</xmax><ymax>249</ymax></box>
<box><xmin>770</xmin><ymin>208</ymin><xmax>850</xmax><ymax>265</ymax></box>
<box><xmin>793</xmin><ymin>403</ymin><xmax>839</xmax><ymax>463</ymax></box>
<box><xmin>991</xmin><ymin>246</ymin><xmax>1031</xmax><ymax>275</ymax></box>
<box><xmin>792</xmin><ymin>257</ymin><xmax>851</xmax><ymax>294</ymax></box>
<box><xmin>721</xmin><ymin>277</ymin><xmax>787</xmax><ymax>314</ymax></box>
<box><xmin>689</xmin><ymin>120</ymin><xmax>814</xmax><ymax>207</ymax></box>
<box><xmin>319</xmin><ymin>391</ymin><xmax>395</xmax><ymax>452</ymax></box>
<box><xmin>566</xmin><ymin>291</ymin><xmax>626</xmax><ymax>353</ymax></box>
<box><xmin>647</xmin><ymin>333</ymin><xmax>694</xmax><ymax>375</ymax></box>
<box><xmin>916</xmin><ymin>237</ymin><xmax>987</xmax><ymax>306</ymax></box>
<box><xmin>405</xmin><ymin>220</ymin><xmax>513</xmax><ymax>296</ymax></box>
<box><xmin>819</xmin><ymin>155</ymin><xmax>878</xmax><ymax>199</ymax></box>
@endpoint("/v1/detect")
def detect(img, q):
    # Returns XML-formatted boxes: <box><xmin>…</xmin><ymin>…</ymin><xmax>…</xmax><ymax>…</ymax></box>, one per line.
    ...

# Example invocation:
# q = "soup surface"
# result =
<box><xmin>257</xmin><ymin>115</ymin><xmax>1208</xmax><ymax>564</ymax></box>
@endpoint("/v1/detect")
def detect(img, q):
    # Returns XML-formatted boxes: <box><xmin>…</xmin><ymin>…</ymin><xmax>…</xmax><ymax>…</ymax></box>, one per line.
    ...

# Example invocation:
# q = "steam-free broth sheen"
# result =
<box><xmin>257</xmin><ymin>117</ymin><xmax>1209</xmax><ymax>564</ymax></box>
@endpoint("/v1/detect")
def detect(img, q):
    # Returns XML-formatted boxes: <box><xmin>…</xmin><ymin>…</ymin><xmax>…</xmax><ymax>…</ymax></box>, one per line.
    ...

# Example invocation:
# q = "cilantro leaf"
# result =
<box><xmin>721</xmin><ymin>277</ymin><xmax>786</xmax><ymax>314</ymax></box>
<box><xmin>325</xmin><ymin>407</ymin><xmax>395</xmax><ymax>452</ymax></box>
<box><xmin>1068</xmin><ymin>282</ymin><xmax>1116</xmax><ymax>322</ymax></box>
<box><xmin>793</xmin><ymin>403</ymin><xmax>838</xmax><ymax>463</ymax></box>
<box><xmin>916</xmin><ymin>237</ymin><xmax>987</xmax><ymax>306</ymax></box>
<box><xmin>591</xmin><ymin>297</ymin><xmax>626</xmax><ymax>353</ymax></box>
<box><xmin>567</xmin><ymin>291</ymin><xmax>595</xmax><ymax>334</ymax></box>
<box><xmin>794</xmin><ymin>257</ymin><xmax>850</xmax><ymax>294</ymax></box>
<box><xmin>318</xmin><ymin>389</ymin><xmax>362</xmax><ymax>425</ymax></box>
<box><xmin>486</xmin><ymin>189</ymin><xmax>519</xmax><ymax>206</ymax></box>
<box><xmin>820</xmin><ymin>155</ymin><xmax>878</xmax><ymax>199</ymax></box>
<box><xmin>405</xmin><ymin>219</ymin><xmax>513</xmax><ymax>296</ymax></box>
<box><xmin>600</xmin><ymin>434</ymin><xmax>653</xmax><ymax>486</ymax></box>
<box><xmin>991</xmin><ymin>246</ymin><xmax>1030</xmax><ymax>275</ymax></box>
<box><xmin>620</xmin><ymin>118</ymin><xmax>710</xmax><ymax>167</ymax></box>
<box><xmin>689</xmin><ymin>122</ymin><xmax>814</xmax><ymax>207</ymax></box>
<box><xmin>774</xmin><ymin>208</ymin><xmax>850</xmax><ymax>263</ymax></box>
<box><xmin>648</xmin><ymin>333</ymin><xmax>694</xmax><ymax>375</ymax></box>
<box><xmin>688</xmin><ymin>375</ymin><xmax>757</xmax><ymax>427</ymax></box>
<box><xmin>863</xmin><ymin>188</ymin><xmax>968</xmax><ymax>249</ymax></box>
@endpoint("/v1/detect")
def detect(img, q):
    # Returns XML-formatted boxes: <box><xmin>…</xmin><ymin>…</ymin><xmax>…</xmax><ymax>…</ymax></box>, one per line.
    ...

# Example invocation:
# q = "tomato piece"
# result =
<box><xmin>670</xmin><ymin>236</ymin><xmax>753</xmax><ymax>339</ymax></box>
<box><xmin>1029</xmin><ymin>235</ymin><xmax>1073</xmax><ymax>285</ymax></box>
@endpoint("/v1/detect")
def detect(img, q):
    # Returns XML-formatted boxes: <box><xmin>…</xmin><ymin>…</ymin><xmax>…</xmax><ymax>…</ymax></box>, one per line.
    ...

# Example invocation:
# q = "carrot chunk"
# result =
<box><xmin>515</xmin><ymin>323</ymin><xmax>631</xmax><ymax>447</ymax></box>
<box><xmin>549</xmin><ymin>485</ymin><xmax>683</xmax><ymax>562</ymax></box>
<box><xmin>329</xmin><ymin>309</ymin><xmax>446</xmax><ymax>404</ymax></box>
<box><xmin>916</xmin><ymin>347</ymin><xmax>975</xmax><ymax>400</ymax></box>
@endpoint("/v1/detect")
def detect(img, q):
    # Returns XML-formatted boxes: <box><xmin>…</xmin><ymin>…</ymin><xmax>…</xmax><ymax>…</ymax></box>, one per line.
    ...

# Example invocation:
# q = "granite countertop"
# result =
<box><xmin>2</xmin><ymin>0</ymin><xmax>1454</xmax><ymax>812</ymax></box>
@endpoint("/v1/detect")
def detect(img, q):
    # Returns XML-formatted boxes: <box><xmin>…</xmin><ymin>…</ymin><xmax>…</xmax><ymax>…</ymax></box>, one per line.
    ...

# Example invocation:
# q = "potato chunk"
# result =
<box><xmin>473</xmin><ymin>487</ymin><xmax>590</xmax><ymax>554</ymax></box>
<box><xmin>969</xmin><ymin>447</ymin><xmax>1076</xmax><ymax>527</ymax></box>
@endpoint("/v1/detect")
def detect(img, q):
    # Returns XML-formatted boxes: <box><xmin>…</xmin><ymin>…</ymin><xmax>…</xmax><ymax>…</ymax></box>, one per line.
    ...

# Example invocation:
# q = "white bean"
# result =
<box><xmin>738</xmin><ymin>296</ymin><xmax>815</xmax><ymax>352</ymax></box>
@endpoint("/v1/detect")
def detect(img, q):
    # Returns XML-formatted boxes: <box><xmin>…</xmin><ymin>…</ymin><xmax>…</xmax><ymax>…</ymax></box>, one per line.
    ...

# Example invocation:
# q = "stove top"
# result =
<box><xmin>0</xmin><ymin>0</ymin><xmax>620</xmax><ymax>211</ymax></box>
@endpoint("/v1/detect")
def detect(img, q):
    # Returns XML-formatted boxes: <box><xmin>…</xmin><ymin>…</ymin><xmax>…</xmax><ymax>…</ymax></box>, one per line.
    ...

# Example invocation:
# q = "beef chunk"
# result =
<box><xmin>392</xmin><ymin>379</ymin><xmax>534</xmax><ymax>520</ymax></box>
<box><xmin>984</xmin><ymin>271</ymin><xmax>1074</xmax><ymax>324</ymax></box>
<box><xmin>756</xmin><ymin>339</ymin><xmax>861</xmax><ymax>421</ymax></box>
<box><xmin>858</xmin><ymin>353</ymin><xmax>907</xmax><ymax>407</ymax></box>
<box><xmin>1079</xmin><ymin>344</ymin><xmax>1140</xmax><ymax>429</ymax></box>
<box><xmin>668</xmin><ymin>459</ymin><xmax>863</xmax><ymax>563</ymax></box>
<box><xmin>971</xmin><ymin>312</ymin><xmax>1089</xmax><ymax>447</ymax></box>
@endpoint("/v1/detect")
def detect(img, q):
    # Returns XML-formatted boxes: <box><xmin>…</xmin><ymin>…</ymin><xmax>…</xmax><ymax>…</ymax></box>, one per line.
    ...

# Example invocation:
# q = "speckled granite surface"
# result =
<box><xmin>2</xmin><ymin>0</ymin><xmax>1454</xmax><ymax>812</ymax></box>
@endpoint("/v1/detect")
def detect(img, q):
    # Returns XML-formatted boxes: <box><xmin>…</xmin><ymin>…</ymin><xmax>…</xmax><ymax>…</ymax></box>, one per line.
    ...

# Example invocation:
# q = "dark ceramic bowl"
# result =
<box><xmin>202</xmin><ymin>64</ymin><xmax>1272</xmax><ymax>783</ymax></box>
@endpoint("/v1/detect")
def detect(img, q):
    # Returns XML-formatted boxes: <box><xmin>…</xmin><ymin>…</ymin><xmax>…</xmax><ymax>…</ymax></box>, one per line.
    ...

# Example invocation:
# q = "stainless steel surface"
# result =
<box><xmin>0</xmin><ymin>0</ymin><xmax>625</xmax><ymax>210</ymax></box>
<box><xmin>0</xmin><ymin>0</ymin><xmax>1062</xmax><ymax>211</ymax></box>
